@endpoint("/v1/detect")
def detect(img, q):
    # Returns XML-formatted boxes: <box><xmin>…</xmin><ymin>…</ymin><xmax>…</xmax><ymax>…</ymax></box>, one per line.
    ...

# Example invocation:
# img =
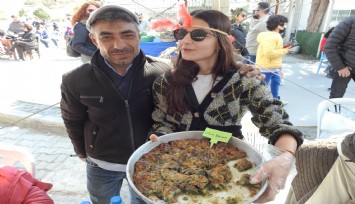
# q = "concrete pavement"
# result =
<box><xmin>0</xmin><ymin>45</ymin><xmax>354</xmax><ymax>203</ymax></box>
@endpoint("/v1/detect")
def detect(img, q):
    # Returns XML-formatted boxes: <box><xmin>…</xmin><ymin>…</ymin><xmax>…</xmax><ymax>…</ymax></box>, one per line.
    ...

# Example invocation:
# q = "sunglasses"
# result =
<box><xmin>173</xmin><ymin>28</ymin><xmax>215</xmax><ymax>41</ymax></box>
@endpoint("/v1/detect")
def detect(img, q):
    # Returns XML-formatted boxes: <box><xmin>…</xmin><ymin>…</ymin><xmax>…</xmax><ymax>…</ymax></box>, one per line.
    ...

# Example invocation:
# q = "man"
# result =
<box><xmin>245</xmin><ymin>2</ymin><xmax>270</xmax><ymax>63</ymax></box>
<box><xmin>136</xmin><ymin>13</ymin><xmax>150</xmax><ymax>32</ymax></box>
<box><xmin>60</xmin><ymin>5</ymin><xmax>171</xmax><ymax>204</ymax></box>
<box><xmin>8</xmin><ymin>15</ymin><xmax>24</xmax><ymax>34</ymax></box>
<box><xmin>324</xmin><ymin>16</ymin><xmax>355</xmax><ymax>99</ymax></box>
<box><xmin>60</xmin><ymin>5</ymin><xmax>264</xmax><ymax>204</ymax></box>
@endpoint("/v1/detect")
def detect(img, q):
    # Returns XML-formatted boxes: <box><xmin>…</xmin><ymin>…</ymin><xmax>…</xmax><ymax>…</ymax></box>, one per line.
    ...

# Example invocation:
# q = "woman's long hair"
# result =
<box><xmin>71</xmin><ymin>2</ymin><xmax>101</xmax><ymax>26</ymax></box>
<box><xmin>166</xmin><ymin>9</ymin><xmax>239</xmax><ymax>114</ymax></box>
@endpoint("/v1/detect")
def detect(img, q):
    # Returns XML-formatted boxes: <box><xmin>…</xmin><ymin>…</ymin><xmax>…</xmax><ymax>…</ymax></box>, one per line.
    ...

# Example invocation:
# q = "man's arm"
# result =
<box><xmin>324</xmin><ymin>18</ymin><xmax>352</xmax><ymax>71</ymax></box>
<box><xmin>60</xmin><ymin>73</ymin><xmax>88</xmax><ymax>158</ymax></box>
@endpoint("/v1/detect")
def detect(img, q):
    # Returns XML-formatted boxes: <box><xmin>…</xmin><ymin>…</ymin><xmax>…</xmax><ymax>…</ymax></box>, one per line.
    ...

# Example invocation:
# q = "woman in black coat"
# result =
<box><xmin>231</xmin><ymin>8</ymin><xmax>249</xmax><ymax>62</ymax></box>
<box><xmin>70</xmin><ymin>2</ymin><xmax>100</xmax><ymax>63</ymax></box>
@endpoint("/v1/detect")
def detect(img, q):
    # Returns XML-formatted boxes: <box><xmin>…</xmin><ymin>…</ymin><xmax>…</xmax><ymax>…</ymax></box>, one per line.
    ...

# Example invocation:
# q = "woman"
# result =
<box><xmin>231</xmin><ymin>8</ymin><xmax>249</xmax><ymax>62</ymax></box>
<box><xmin>10</xmin><ymin>23</ymin><xmax>38</xmax><ymax>61</ymax></box>
<box><xmin>71</xmin><ymin>1</ymin><xmax>100</xmax><ymax>63</ymax></box>
<box><xmin>149</xmin><ymin>9</ymin><xmax>303</xmax><ymax>203</ymax></box>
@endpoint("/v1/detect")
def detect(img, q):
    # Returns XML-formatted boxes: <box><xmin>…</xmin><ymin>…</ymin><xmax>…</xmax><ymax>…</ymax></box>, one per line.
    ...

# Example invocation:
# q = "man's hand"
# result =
<box><xmin>237</xmin><ymin>62</ymin><xmax>265</xmax><ymax>81</ymax></box>
<box><xmin>337</xmin><ymin>67</ymin><xmax>351</xmax><ymax>77</ymax></box>
<box><xmin>79</xmin><ymin>157</ymin><xmax>86</xmax><ymax>162</ymax></box>
<box><xmin>149</xmin><ymin>134</ymin><xmax>159</xmax><ymax>142</ymax></box>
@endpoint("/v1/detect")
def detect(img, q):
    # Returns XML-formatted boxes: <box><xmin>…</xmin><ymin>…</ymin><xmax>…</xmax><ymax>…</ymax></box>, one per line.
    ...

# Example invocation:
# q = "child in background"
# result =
<box><xmin>256</xmin><ymin>15</ymin><xmax>290</xmax><ymax>103</ymax></box>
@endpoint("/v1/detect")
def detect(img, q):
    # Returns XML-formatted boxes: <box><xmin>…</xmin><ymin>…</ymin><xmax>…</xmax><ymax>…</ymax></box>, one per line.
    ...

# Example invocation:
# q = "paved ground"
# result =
<box><xmin>0</xmin><ymin>43</ymin><xmax>354</xmax><ymax>203</ymax></box>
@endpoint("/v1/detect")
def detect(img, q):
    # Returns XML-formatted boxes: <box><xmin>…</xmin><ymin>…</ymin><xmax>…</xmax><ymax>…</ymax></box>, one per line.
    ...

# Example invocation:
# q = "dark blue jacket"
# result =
<box><xmin>72</xmin><ymin>22</ymin><xmax>97</xmax><ymax>57</ymax></box>
<box><xmin>231</xmin><ymin>24</ymin><xmax>249</xmax><ymax>56</ymax></box>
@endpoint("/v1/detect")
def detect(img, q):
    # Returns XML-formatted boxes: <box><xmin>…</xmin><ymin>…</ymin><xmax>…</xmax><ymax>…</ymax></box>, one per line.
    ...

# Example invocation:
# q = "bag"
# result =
<box><xmin>66</xmin><ymin>37</ymin><xmax>80</xmax><ymax>57</ymax></box>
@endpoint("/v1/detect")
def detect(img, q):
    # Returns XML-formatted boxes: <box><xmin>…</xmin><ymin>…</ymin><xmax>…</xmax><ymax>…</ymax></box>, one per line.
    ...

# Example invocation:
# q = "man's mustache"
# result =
<box><xmin>111</xmin><ymin>48</ymin><xmax>133</xmax><ymax>54</ymax></box>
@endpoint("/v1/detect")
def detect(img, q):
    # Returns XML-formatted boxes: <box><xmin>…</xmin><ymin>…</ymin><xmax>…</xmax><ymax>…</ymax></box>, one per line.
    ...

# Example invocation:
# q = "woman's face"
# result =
<box><xmin>236</xmin><ymin>12</ymin><xmax>246</xmax><ymax>23</ymax></box>
<box><xmin>178</xmin><ymin>17</ymin><xmax>219</xmax><ymax>69</ymax></box>
<box><xmin>86</xmin><ymin>4</ymin><xmax>98</xmax><ymax>15</ymax></box>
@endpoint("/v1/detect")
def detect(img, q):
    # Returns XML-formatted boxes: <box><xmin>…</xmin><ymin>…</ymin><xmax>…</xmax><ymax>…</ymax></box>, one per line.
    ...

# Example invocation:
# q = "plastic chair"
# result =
<box><xmin>241</xmin><ymin>111</ymin><xmax>268</xmax><ymax>152</ymax></box>
<box><xmin>316</xmin><ymin>52</ymin><xmax>328</xmax><ymax>74</ymax></box>
<box><xmin>316</xmin><ymin>98</ymin><xmax>355</xmax><ymax>139</ymax></box>
<box><xmin>0</xmin><ymin>144</ymin><xmax>35</xmax><ymax>177</ymax></box>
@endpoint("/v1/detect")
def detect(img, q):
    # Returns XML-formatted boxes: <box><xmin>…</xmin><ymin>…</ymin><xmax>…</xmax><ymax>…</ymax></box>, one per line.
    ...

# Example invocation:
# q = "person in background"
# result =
<box><xmin>320</xmin><ymin>27</ymin><xmax>335</xmax><ymax>79</ymax></box>
<box><xmin>70</xmin><ymin>1</ymin><xmax>100</xmax><ymax>63</ymax></box>
<box><xmin>35</xmin><ymin>25</ymin><xmax>50</xmax><ymax>48</ymax></box>
<box><xmin>149</xmin><ymin>9</ymin><xmax>303</xmax><ymax>203</ymax></box>
<box><xmin>320</xmin><ymin>27</ymin><xmax>334</xmax><ymax>52</ymax></box>
<box><xmin>136</xmin><ymin>12</ymin><xmax>150</xmax><ymax>32</ymax></box>
<box><xmin>246</xmin><ymin>2</ymin><xmax>270</xmax><ymax>63</ymax></box>
<box><xmin>230</xmin><ymin>7</ymin><xmax>249</xmax><ymax>63</ymax></box>
<box><xmin>32</xmin><ymin>16</ymin><xmax>41</xmax><ymax>28</ymax></box>
<box><xmin>255</xmin><ymin>15</ymin><xmax>289</xmax><ymax>103</ymax></box>
<box><xmin>8</xmin><ymin>15</ymin><xmax>24</xmax><ymax>35</ymax></box>
<box><xmin>324</xmin><ymin>16</ymin><xmax>355</xmax><ymax>99</ymax></box>
<box><xmin>9</xmin><ymin>23</ymin><xmax>38</xmax><ymax>61</ymax></box>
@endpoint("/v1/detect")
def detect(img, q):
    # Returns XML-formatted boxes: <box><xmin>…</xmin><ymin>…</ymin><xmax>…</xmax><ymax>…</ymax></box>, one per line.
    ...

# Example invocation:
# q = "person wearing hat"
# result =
<box><xmin>60</xmin><ymin>5</ymin><xmax>171</xmax><ymax>204</ymax></box>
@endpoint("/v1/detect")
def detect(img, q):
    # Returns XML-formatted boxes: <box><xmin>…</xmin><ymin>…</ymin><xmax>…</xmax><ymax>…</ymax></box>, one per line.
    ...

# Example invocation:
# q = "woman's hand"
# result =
<box><xmin>250</xmin><ymin>151</ymin><xmax>295</xmax><ymax>203</ymax></box>
<box><xmin>149</xmin><ymin>134</ymin><xmax>159</xmax><ymax>142</ymax></box>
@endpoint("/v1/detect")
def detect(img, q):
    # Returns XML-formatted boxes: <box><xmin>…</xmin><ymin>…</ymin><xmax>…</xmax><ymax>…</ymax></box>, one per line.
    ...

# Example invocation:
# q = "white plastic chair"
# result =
<box><xmin>0</xmin><ymin>144</ymin><xmax>35</xmax><ymax>177</ymax></box>
<box><xmin>241</xmin><ymin>111</ymin><xmax>268</xmax><ymax>152</ymax></box>
<box><xmin>316</xmin><ymin>98</ymin><xmax>355</xmax><ymax>139</ymax></box>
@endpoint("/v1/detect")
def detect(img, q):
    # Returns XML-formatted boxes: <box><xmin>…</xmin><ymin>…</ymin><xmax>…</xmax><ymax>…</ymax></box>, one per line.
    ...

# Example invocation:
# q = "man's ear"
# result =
<box><xmin>89</xmin><ymin>33</ymin><xmax>98</xmax><ymax>47</ymax></box>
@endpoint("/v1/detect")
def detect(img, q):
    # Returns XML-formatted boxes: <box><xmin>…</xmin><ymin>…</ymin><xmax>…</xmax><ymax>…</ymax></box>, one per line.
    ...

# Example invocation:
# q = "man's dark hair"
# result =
<box><xmin>266</xmin><ymin>15</ymin><xmax>288</xmax><ymax>31</ymax></box>
<box><xmin>324</xmin><ymin>27</ymin><xmax>334</xmax><ymax>38</ymax></box>
<box><xmin>258</xmin><ymin>2</ymin><xmax>270</xmax><ymax>14</ymax></box>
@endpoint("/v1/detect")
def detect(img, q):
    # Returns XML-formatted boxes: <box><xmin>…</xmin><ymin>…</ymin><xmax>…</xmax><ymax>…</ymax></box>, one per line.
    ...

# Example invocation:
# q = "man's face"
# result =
<box><xmin>90</xmin><ymin>20</ymin><xmax>141</xmax><ymax>70</ymax></box>
<box><xmin>252</xmin><ymin>7</ymin><xmax>262</xmax><ymax>19</ymax></box>
<box><xmin>138</xmin><ymin>14</ymin><xmax>143</xmax><ymax>22</ymax></box>
<box><xmin>12</xmin><ymin>16</ymin><xmax>19</xmax><ymax>22</ymax></box>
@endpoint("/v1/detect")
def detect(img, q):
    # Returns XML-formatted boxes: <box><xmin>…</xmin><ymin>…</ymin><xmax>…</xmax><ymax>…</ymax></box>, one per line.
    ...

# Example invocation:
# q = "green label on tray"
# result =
<box><xmin>203</xmin><ymin>128</ymin><xmax>232</xmax><ymax>147</ymax></box>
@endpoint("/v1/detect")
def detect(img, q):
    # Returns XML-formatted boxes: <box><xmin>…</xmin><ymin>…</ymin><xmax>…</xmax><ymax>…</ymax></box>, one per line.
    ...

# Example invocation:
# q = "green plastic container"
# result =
<box><xmin>140</xmin><ymin>36</ymin><xmax>155</xmax><ymax>42</ymax></box>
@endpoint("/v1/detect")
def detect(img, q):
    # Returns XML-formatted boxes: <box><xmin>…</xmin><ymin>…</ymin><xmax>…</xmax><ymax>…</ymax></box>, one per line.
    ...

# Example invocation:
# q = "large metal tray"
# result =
<box><xmin>126</xmin><ymin>131</ymin><xmax>267</xmax><ymax>204</ymax></box>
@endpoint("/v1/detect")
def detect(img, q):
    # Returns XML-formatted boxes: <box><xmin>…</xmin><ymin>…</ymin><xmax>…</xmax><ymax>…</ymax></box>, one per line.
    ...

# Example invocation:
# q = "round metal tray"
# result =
<box><xmin>126</xmin><ymin>131</ymin><xmax>267</xmax><ymax>204</ymax></box>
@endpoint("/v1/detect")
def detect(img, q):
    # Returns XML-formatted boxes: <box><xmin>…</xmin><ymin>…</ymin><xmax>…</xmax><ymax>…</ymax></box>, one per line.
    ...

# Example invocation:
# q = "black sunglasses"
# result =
<box><xmin>173</xmin><ymin>28</ymin><xmax>214</xmax><ymax>41</ymax></box>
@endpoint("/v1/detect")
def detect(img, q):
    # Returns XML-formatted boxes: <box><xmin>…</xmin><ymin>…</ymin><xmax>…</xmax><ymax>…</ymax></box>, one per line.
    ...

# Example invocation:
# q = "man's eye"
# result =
<box><xmin>100</xmin><ymin>36</ymin><xmax>112</xmax><ymax>40</ymax></box>
<box><xmin>122</xmin><ymin>34</ymin><xmax>136</xmax><ymax>38</ymax></box>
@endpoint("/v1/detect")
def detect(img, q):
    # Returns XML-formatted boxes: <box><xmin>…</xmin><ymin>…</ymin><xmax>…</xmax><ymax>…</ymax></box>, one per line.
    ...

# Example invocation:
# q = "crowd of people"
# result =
<box><xmin>0</xmin><ymin>14</ymin><xmax>62</xmax><ymax>60</ymax></box>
